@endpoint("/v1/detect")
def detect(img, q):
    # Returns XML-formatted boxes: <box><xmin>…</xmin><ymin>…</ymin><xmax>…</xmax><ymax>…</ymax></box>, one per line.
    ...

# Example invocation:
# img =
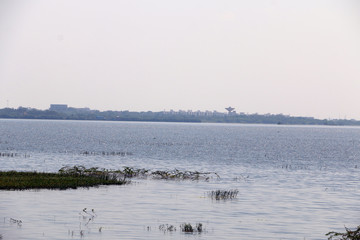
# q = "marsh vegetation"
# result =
<box><xmin>0</xmin><ymin>165</ymin><xmax>220</xmax><ymax>190</ymax></box>
<box><xmin>0</xmin><ymin>167</ymin><xmax>127</xmax><ymax>190</ymax></box>
<box><xmin>326</xmin><ymin>225</ymin><xmax>360</xmax><ymax>240</ymax></box>
<box><xmin>80</xmin><ymin>151</ymin><xmax>133</xmax><ymax>156</ymax></box>
<box><xmin>180</xmin><ymin>223</ymin><xmax>203</xmax><ymax>233</ymax></box>
<box><xmin>208</xmin><ymin>189</ymin><xmax>239</xmax><ymax>200</ymax></box>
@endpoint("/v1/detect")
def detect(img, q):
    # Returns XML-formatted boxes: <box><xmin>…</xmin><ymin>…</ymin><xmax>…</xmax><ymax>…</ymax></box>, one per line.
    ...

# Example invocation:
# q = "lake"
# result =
<box><xmin>0</xmin><ymin>119</ymin><xmax>359</xmax><ymax>239</ymax></box>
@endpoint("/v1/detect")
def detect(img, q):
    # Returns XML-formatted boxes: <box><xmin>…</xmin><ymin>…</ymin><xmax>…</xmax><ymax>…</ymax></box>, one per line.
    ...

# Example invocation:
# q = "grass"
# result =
<box><xmin>0</xmin><ymin>165</ymin><xmax>219</xmax><ymax>190</ymax></box>
<box><xmin>0</xmin><ymin>167</ymin><xmax>127</xmax><ymax>190</ymax></box>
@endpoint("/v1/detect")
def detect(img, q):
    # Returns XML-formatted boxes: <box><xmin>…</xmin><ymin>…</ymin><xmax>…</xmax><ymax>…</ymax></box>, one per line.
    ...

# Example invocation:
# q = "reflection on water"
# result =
<box><xmin>1</xmin><ymin>120</ymin><xmax>360</xmax><ymax>239</ymax></box>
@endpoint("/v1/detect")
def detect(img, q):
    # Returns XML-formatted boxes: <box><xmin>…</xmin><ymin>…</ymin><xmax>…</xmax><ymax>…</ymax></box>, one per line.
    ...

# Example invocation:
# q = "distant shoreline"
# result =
<box><xmin>1</xmin><ymin>107</ymin><xmax>359</xmax><ymax>126</ymax></box>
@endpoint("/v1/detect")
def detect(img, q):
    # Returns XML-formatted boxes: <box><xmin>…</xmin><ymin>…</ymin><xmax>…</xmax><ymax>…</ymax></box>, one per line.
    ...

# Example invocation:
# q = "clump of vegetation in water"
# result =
<box><xmin>0</xmin><ymin>165</ymin><xmax>219</xmax><ymax>190</ymax></box>
<box><xmin>121</xmin><ymin>167</ymin><xmax>149</xmax><ymax>178</ymax></box>
<box><xmin>159</xmin><ymin>224</ymin><xmax>176</xmax><ymax>232</ymax></box>
<box><xmin>0</xmin><ymin>166</ymin><xmax>127</xmax><ymax>190</ymax></box>
<box><xmin>180</xmin><ymin>223</ymin><xmax>203</xmax><ymax>233</ymax></box>
<box><xmin>0</xmin><ymin>152</ymin><xmax>18</xmax><ymax>157</ymax></box>
<box><xmin>208</xmin><ymin>189</ymin><xmax>239</xmax><ymax>200</ymax></box>
<box><xmin>110</xmin><ymin>167</ymin><xmax>219</xmax><ymax>181</ymax></box>
<box><xmin>151</xmin><ymin>169</ymin><xmax>217</xmax><ymax>181</ymax></box>
<box><xmin>80</xmin><ymin>151</ymin><xmax>133</xmax><ymax>156</ymax></box>
<box><xmin>326</xmin><ymin>225</ymin><xmax>360</xmax><ymax>240</ymax></box>
<box><xmin>281</xmin><ymin>164</ymin><xmax>310</xmax><ymax>171</ymax></box>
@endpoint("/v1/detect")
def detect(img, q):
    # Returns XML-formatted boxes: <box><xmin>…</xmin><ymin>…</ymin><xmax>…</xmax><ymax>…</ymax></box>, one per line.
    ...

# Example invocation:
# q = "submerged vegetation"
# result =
<box><xmin>326</xmin><ymin>225</ymin><xmax>360</xmax><ymax>240</ymax></box>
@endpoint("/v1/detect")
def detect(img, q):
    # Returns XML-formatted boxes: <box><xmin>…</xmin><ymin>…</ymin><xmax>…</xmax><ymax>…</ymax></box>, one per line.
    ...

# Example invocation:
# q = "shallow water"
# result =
<box><xmin>0</xmin><ymin>119</ymin><xmax>360</xmax><ymax>239</ymax></box>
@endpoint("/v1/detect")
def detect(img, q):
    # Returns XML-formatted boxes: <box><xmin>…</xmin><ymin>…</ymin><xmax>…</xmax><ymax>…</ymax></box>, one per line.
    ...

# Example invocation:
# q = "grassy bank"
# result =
<box><xmin>0</xmin><ymin>169</ymin><xmax>126</xmax><ymax>190</ymax></box>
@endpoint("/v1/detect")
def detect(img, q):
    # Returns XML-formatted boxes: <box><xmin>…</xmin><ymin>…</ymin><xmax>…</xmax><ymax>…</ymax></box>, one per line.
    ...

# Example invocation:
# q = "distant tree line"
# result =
<box><xmin>0</xmin><ymin>107</ymin><xmax>359</xmax><ymax>126</ymax></box>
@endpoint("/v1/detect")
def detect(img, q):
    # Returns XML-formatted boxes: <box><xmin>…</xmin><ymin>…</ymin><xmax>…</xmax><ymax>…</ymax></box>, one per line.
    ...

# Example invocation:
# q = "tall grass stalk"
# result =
<box><xmin>208</xmin><ymin>189</ymin><xmax>239</xmax><ymax>200</ymax></box>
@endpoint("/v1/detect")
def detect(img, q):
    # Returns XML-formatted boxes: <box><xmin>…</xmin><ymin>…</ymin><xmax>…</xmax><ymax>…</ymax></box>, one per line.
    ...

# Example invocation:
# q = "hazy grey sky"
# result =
<box><xmin>1</xmin><ymin>0</ymin><xmax>359</xmax><ymax>119</ymax></box>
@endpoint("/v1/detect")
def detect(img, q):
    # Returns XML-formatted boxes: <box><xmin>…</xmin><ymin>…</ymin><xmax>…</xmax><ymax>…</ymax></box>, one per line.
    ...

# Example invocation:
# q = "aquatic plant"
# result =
<box><xmin>0</xmin><ymin>152</ymin><xmax>18</xmax><ymax>157</ymax></box>
<box><xmin>233</xmin><ymin>174</ymin><xmax>250</xmax><ymax>182</ymax></box>
<box><xmin>326</xmin><ymin>225</ymin><xmax>360</xmax><ymax>240</ymax></box>
<box><xmin>180</xmin><ymin>223</ymin><xmax>203</xmax><ymax>233</ymax></box>
<box><xmin>180</xmin><ymin>223</ymin><xmax>193</xmax><ymax>232</ymax></box>
<box><xmin>0</xmin><ymin>165</ymin><xmax>219</xmax><ymax>190</ymax></box>
<box><xmin>0</xmin><ymin>152</ymin><xmax>30</xmax><ymax>158</ymax></box>
<box><xmin>122</xmin><ymin>167</ymin><xmax>149</xmax><ymax>178</ymax></box>
<box><xmin>59</xmin><ymin>165</ymin><xmax>125</xmax><ymax>181</ymax></box>
<box><xmin>159</xmin><ymin>224</ymin><xmax>176</xmax><ymax>232</ymax></box>
<box><xmin>80</xmin><ymin>151</ymin><xmax>133</xmax><ymax>156</ymax></box>
<box><xmin>59</xmin><ymin>165</ymin><xmax>218</xmax><ymax>181</ymax></box>
<box><xmin>208</xmin><ymin>189</ymin><xmax>239</xmax><ymax>200</ymax></box>
<box><xmin>151</xmin><ymin>169</ymin><xmax>219</xmax><ymax>181</ymax></box>
<box><xmin>0</xmin><ymin>169</ymin><xmax>126</xmax><ymax>190</ymax></box>
<box><xmin>281</xmin><ymin>164</ymin><xmax>310</xmax><ymax>171</ymax></box>
<box><xmin>196</xmin><ymin>223</ymin><xmax>203</xmax><ymax>232</ymax></box>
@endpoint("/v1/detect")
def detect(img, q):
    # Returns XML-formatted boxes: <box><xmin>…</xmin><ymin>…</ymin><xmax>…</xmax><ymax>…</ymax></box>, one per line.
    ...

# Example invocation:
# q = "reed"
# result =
<box><xmin>0</xmin><ymin>152</ymin><xmax>17</xmax><ymax>157</ymax></box>
<box><xmin>208</xmin><ymin>189</ymin><xmax>239</xmax><ymax>200</ymax></box>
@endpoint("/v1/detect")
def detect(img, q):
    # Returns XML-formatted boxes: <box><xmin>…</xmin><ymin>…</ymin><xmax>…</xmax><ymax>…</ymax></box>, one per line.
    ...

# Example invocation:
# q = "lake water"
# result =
<box><xmin>0</xmin><ymin>119</ymin><xmax>360</xmax><ymax>239</ymax></box>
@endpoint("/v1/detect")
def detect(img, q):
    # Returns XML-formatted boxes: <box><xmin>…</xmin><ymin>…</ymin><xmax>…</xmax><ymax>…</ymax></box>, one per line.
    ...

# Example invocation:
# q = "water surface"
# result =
<box><xmin>1</xmin><ymin>119</ymin><xmax>359</xmax><ymax>239</ymax></box>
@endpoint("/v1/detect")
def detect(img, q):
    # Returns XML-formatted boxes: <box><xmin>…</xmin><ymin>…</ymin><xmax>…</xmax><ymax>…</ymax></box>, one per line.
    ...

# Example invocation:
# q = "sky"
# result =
<box><xmin>0</xmin><ymin>0</ymin><xmax>360</xmax><ymax>119</ymax></box>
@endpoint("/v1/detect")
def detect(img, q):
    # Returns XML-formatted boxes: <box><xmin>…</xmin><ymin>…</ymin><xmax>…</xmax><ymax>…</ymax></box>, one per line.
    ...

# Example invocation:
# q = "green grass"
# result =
<box><xmin>0</xmin><ymin>169</ymin><xmax>126</xmax><ymax>190</ymax></box>
<box><xmin>0</xmin><ymin>165</ymin><xmax>221</xmax><ymax>190</ymax></box>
